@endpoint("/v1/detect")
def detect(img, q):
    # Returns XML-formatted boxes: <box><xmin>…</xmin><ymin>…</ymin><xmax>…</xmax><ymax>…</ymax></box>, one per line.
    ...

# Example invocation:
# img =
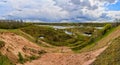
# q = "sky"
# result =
<box><xmin>0</xmin><ymin>0</ymin><xmax>120</xmax><ymax>23</ymax></box>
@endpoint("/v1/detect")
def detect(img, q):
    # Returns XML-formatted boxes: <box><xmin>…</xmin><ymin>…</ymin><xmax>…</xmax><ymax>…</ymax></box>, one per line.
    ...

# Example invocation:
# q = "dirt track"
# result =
<box><xmin>17</xmin><ymin>46</ymin><xmax>107</xmax><ymax>65</ymax></box>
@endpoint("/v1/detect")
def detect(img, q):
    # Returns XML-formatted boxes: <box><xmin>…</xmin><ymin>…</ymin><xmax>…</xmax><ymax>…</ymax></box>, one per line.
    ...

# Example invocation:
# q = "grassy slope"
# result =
<box><xmin>79</xmin><ymin>26</ymin><xmax>120</xmax><ymax>53</ymax></box>
<box><xmin>20</xmin><ymin>25</ymin><xmax>82</xmax><ymax>46</ymax></box>
<box><xmin>91</xmin><ymin>36</ymin><xmax>120</xmax><ymax>65</ymax></box>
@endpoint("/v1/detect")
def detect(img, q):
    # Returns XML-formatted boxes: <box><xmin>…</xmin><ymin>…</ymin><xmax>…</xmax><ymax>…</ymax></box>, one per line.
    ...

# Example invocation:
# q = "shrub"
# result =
<box><xmin>101</xmin><ymin>24</ymin><xmax>112</xmax><ymax>35</ymax></box>
<box><xmin>29</xmin><ymin>55</ymin><xmax>38</xmax><ymax>60</ymax></box>
<box><xmin>38</xmin><ymin>50</ymin><xmax>47</xmax><ymax>55</ymax></box>
<box><xmin>0</xmin><ymin>40</ymin><xmax>5</xmax><ymax>48</ymax></box>
<box><xmin>18</xmin><ymin>52</ymin><xmax>25</xmax><ymax>64</ymax></box>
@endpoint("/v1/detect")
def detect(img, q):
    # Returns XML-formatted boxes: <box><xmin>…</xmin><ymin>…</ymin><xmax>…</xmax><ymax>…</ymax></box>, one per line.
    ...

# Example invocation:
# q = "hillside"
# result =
<box><xmin>0</xmin><ymin>32</ymin><xmax>46</xmax><ymax>64</ymax></box>
<box><xmin>92</xmin><ymin>36</ymin><xmax>120</xmax><ymax>65</ymax></box>
<box><xmin>17</xmin><ymin>26</ymin><xmax>120</xmax><ymax>65</ymax></box>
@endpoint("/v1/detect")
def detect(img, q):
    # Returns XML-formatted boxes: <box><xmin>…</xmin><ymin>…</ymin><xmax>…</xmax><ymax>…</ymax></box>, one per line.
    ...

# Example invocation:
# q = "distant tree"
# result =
<box><xmin>0</xmin><ymin>20</ymin><xmax>32</xmax><ymax>29</ymax></box>
<box><xmin>114</xmin><ymin>19</ymin><xmax>120</xmax><ymax>27</ymax></box>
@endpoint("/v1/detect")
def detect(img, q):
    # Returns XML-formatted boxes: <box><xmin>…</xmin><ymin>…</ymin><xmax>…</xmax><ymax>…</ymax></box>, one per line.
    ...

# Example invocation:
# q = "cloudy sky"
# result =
<box><xmin>0</xmin><ymin>0</ymin><xmax>120</xmax><ymax>22</ymax></box>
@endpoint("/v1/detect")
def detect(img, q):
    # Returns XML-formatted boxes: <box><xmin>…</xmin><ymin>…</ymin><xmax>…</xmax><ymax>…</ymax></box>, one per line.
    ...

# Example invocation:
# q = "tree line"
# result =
<box><xmin>33</xmin><ymin>19</ymin><xmax>120</xmax><ymax>27</ymax></box>
<box><xmin>0</xmin><ymin>20</ymin><xmax>32</xmax><ymax>29</ymax></box>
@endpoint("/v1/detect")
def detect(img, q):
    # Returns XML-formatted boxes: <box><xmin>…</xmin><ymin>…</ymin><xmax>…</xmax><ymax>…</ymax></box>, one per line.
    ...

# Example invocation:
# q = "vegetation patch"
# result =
<box><xmin>0</xmin><ymin>20</ymin><xmax>32</xmax><ymax>29</ymax></box>
<box><xmin>21</xmin><ymin>25</ymin><xmax>78</xmax><ymax>46</ymax></box>
<box><xmin>18</xmin><ymin>52</ymin><xmax>25</xmax><ymax>64</ymax></box>
<box><xmin>0</xmin><ymin>52</ymin><xmax>14</xmax><ymax>65</ymax></box>
<box><xmin>0</xmin><ymin>40</ymin><xmax>5</xmax><ymax>48</ymax></box>
<box><xmin>71</xmin><ymin>24</ymin><xmax>113</xmax><ymax>52</ymax></box>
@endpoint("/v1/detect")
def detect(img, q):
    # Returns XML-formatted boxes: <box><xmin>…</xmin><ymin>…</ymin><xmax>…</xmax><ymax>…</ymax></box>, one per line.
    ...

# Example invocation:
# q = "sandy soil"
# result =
<box><xmin>0</xmin><ymin>32</ymin><xmax>41</xmax><ymax>63</ymax></box>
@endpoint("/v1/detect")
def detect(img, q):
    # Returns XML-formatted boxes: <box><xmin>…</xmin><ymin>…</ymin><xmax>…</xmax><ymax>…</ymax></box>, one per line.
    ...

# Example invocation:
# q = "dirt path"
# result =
<box><xmin>18</xmin><ymin>26</ymin><xmax>120</xmax><ymax>65</ymax></box>
<box><xmin>17</xmin><ymin>45</ymin><xmax>108</xmax><ymax>65</ymax></box>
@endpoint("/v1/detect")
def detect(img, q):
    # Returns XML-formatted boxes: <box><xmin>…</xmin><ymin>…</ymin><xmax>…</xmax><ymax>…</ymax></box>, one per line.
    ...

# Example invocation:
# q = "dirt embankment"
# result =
<box><xmin>0</xmin><ymin>32</ymin><xmax>42</xmax><ymax>63</ymax></box>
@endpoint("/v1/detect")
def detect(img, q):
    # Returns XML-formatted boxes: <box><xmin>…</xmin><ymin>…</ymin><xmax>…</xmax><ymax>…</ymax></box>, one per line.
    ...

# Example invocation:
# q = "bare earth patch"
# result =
<box><xmin>19</xmin><ymin>46</ymin><xmax>107</xmax><ymax>65</ymax></box>
<box><xmin>0</xmin><ymin>32</ymin><xmax>41</xmax><ymax>63</ymax></box>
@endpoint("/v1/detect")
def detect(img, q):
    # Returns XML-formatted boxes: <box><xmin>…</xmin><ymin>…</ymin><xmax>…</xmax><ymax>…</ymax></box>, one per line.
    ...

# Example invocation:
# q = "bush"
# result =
<box><xmin>38</xmin><ymin>50</ymin><xmax>47</xmax><ymax>55</ymax></box>
<box><xmin>29</xmin><ymin>55</ymin><xmax>38</xmax><ymax>60</ymax></box>
<box><xmin>101</xmin><ymin>24</ymin><xmax>112</xmax><ymax>35</ymax></box>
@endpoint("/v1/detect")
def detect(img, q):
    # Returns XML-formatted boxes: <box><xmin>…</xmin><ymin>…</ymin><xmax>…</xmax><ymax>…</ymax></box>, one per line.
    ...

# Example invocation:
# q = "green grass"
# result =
<box><xmin>68</xmin><ymin>41</ymin><xmax>83</xmax><ymax>47</ymax></box>
<box><xmin>21</xmin><ymin>25</ymin><xmax>80</xmax><ymax>46</ymax></box>
<box><xmin>78</xmin><ymin>26</ymin><xmax>118</xmax><ymax>53</ymax></box>
<box><xmin>91</xmin><ymin>36</ymin><xmax>120</xmax><ymax>65</ymax></box>
<box><xmin>0</xmin><ymin>53</ymin><xmax>14</xmax><ymax>65</ymax></box>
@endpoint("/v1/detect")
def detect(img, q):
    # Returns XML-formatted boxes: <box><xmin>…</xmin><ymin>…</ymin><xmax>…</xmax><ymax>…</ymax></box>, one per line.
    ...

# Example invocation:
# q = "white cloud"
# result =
<box><xmin>0</xmin><ymin>0</ymin><xmax>120</xmax><ymax>22</ymax></box>
<box><xmin>4</xmin><ymin>0</ymin><xmax>69</xmax><ymax>22</ymax></box>
<box><xmin>107</xmin><ymin>11</ymin><xmax>120</xmax><ymax>19</ymax></box>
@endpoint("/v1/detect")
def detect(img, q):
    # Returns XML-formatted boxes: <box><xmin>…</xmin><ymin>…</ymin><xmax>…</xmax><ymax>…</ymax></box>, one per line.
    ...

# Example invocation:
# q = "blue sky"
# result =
<box><xmin>0</xmin><ymin>0</ymin><xmax>120</xmax><ymax>22</ymax></box>
<box><xmin>107</xmin><ymin>1</ymin><xmax>120</xmax><ymax>11</ymax></box>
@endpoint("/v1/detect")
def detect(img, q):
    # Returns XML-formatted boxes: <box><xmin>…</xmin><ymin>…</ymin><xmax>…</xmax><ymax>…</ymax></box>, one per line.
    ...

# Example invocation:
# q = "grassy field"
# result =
<box><xmin>91</xmin><ymin>36</ymin><xmax>120</xmax><ymax>65</ymax></box>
